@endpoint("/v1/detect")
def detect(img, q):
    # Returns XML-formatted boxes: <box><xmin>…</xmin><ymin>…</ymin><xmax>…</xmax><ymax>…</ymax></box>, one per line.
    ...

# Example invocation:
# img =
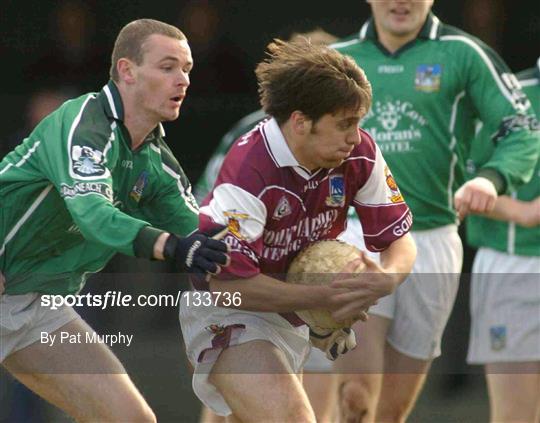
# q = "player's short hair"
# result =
<box><xmin>110</xmin><ymin>19</ymin><xmax>186</xmax><ymax>82</ymax></box>
<box><xmin>288</xmin><ymin>28</ymin><xmax>338</xmax><ymax>46</ymax></box>
<box><xmin>255</xmin><ymin>38</ymin><xmax>372</xmax><ymax>125</ymax></box>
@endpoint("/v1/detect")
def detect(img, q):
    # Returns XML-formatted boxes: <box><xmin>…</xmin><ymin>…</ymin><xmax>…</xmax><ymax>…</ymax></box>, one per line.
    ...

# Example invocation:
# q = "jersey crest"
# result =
<box><xmin>490</xmin><ymin>325</ymin><xmax>506</xmax><ymax>351</ymax></box>
<box><xmin>415</xmin><ymin>64</ymin><xmax>442</xmax><ymax>92</ymax></box>
<box><xmin>272</xmin><ymin>196</ymin><xmax>292</xmax><ymax>220</ymax></box>
<box><xmin>384</xmin><ymin>166</ymin><xmax>404</xmax><ymax>203</ymax></box>
<box><xmin>130</xmin><ymin>171</ymin><xmax>149</xmax><ymax>203</ymax></box>
<box><xmin>325</xmin><ymin>174</ymin><xmax>345</xmax><ymax>207</ymax></box>
<box><xmin>71</xmin><ymin>146</ymin><xmax>107</xmax><ymax>177</ymax></box>
<box><xmin>224</xmin><ymin>210</ymin><xmax>250</xmax><ymax>240</ymax></box>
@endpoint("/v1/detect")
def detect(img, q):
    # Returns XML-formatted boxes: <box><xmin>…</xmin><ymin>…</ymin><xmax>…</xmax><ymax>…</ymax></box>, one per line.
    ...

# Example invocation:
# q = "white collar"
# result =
<box><xmin>262</xmin><ymin>118</ymin><xmax>317</xmax><ymax>179</ymax></box>
<box><xmin>263</xmin><ymin>118</ymin><xmax>299</xmax><ymax>167</ymax></box>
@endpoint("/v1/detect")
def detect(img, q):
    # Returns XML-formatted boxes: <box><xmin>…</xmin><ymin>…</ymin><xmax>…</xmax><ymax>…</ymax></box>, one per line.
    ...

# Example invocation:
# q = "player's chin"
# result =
<box><xmin>161</xmin><ymin>109</ymin><xmax>180</xmax><ymax>122</ymax></box>
<box><xmin>321</xmin><ymin>158</ymin><xmax>345</xmax><ymax>169</ymax></box>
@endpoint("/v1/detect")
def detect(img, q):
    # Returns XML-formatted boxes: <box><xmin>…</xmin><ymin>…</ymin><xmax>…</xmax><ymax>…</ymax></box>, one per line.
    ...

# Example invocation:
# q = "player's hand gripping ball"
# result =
<box><xmin>286</xmin><ymin>239</ymin><xmax>366</xmax><ymax>332</ymax></box>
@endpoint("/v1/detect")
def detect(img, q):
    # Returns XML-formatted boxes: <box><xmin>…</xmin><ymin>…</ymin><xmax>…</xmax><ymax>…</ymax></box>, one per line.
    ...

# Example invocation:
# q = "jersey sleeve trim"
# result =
<box><xmin>362</xmin><ymin>208</ymin><xmax>411</xmax><ymax>237</ymax></box>
<box><xmin>0</xmin><ymin>140</ymin><xmax>41</xmax><ymax>177</ymax></box>
<box><xmin>440</xmin><ymin>35</ymin><xmax>525</xmax><ymax>110</ymax></box>
<box><xmin>161</xmin><ymin>163</ymin><xmax>199</xmax><ymax>215</ymax></box>
<box><xmin>0</xmin><ymin>184</ymin><xmax>53</xmax><ymax>257</ymax></box>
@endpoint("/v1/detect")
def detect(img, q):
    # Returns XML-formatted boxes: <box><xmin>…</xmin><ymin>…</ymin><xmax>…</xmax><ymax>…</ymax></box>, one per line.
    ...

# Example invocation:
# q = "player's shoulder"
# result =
<box><xmin>343</xmin><ymin>129</ymin><xmax>378</xmax><ymax>177</ymax></box>
<box><xmin>517</xmin><ymin>65</ymin><xmax>540</xmax><ymax>86</ymax></box>
<box><xmin>66</xmin><ymin>92</ymin><xmax>114</xmax><ymax>151</ymax></box>
<box><xmin>222</xmin><ymin>109</ymin><xmax>268</xmax><ymax>148</ymax></box>
<box><xmin>438</xmin><ymin>23</ymin><xmax>501</xmax><ymax>61</ymax></box>
<box><xmin>219</xmin><ymin>123</ymin><xmax>268</xmax><ymax>180</ymax></box>
<box><xmin>331</xmin><ymin>33</ymin><xmax>362</xmax><ymax>52</ymax></box>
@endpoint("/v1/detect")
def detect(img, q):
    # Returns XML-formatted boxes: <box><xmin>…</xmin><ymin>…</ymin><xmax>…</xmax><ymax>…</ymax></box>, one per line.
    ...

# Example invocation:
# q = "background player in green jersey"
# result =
<box><xmin>332</xmin><ymin>1</ymin><xmax>540</xmax><ymax>421</ymax></box>
<box><xmin>0</xmin><ymin>19</ymin><xmax>228</xmax><ymax>422</ymax></box>
<box><xmin>466</xmin><ymin>58</ymin><xmax>540</xmax><ymax>423</ymax></box>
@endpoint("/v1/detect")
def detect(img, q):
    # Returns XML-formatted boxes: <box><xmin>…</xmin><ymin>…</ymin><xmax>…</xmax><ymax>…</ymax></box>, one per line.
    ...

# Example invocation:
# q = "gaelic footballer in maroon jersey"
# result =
<box><xmin>199</xmin><ymin>118</ymin><xmax>412</xmax><ymax>281</ymax></box>
<box><xmin>180</xmin><ymin>38</ymin><xmax>417</xmax><ymax>420</ymax></box>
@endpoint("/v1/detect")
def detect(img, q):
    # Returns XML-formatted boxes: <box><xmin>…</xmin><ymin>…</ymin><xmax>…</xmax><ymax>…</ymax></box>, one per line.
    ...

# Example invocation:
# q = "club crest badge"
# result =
<box><xmin>130</xmin><ymin>171</ymin><xmax>149</xmax><ymax>203</ymax></box>
<box><xmin>415</xmin><ymin>64</ymin><xmax>442</xmax><ymax>92</ymax></box>
<box><xmin>223</xmin><ymin>210</ymin><xmax>250</xmax><ymax>240</ymax></box>
<box><xmin>490</xmin><ymin>325</ymin><xmax>507</xmax><ymax>351</ymax></box>
<box><xmin>71</xmin><ymin>145</ymin><xmax>106</xmax><ymax>177</ymax></box>
<box><xmin>384</xmin><ymin>166</ymin><xmax>404</xmax><ymax>203</ymax></box>
<box><xmin>205</xmin><ymin>324</ymin><xmax>226</xmax><ymax>336</ymax></box>
<box><xmin>325</xmin><ymin>174</ymin><xmax>345</xmax><ymax>207</ymax></box>
<box><xmin>273</xmin><ymin>196</ymin><xmax>292</xmax><ymax>220</ymax></box>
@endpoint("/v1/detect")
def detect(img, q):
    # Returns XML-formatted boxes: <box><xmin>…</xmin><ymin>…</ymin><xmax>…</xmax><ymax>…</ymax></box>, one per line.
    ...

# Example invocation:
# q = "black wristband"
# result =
<box><xmin>163</xmin><ymin>234</ymin><xmax>179</xmax><ymax>261</ymax></box>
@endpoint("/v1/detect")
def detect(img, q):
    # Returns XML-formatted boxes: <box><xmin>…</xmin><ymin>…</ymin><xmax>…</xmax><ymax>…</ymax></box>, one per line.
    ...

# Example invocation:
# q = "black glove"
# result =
<box><xmin>164</xmin><ymin>226</ymin><xmax>229</xmax><ymax>279</ymax></box>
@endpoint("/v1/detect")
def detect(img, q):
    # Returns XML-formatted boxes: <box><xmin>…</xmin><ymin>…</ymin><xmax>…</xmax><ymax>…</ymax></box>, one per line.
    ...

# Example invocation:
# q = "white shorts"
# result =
<box><xmin>0</xmin><ymin>293</ymin><xmax>79</xmax><ymax>362</ymax></box>
<box><xmin>342</xmin><ymin>220</ymin><xmax>463</xmax><ymax>360</ymax></box>
<box><xmin>179</xmin><ymin>292</ymin><xmax>310</xmax><ymax>416</ymax></box>
<box><xmin>467</xmin><ymin>248</ymin><xmax>540</xmax><ymax>364</ymax></box>
<box><xmin>303</xmin><ymin>346</ymin><xmax>333</xmax><ymax>373</ymax></box>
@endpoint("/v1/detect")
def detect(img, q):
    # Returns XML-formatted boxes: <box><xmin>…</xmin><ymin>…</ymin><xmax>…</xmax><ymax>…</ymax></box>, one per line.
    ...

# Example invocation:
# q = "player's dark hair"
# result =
<box><xmin>110</xmin><ymin>19</ymin><xmax>187</xmax><ymax>82</ymax></box>
<box><xmin>256</xmin><ymin>38</ymin><xmax>372</xmax><ymax>125</ymax></box>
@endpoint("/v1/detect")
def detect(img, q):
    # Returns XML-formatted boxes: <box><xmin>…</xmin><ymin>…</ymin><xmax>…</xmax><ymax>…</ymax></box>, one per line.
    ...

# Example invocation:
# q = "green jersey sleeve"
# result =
<box><xmin>452</xmin><ymin>34</ymin><xmax>540</xmax><ymax>192</ymax></box>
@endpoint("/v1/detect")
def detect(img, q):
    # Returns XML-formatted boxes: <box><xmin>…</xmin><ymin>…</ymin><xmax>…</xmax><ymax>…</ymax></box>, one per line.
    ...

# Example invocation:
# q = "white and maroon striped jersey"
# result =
<box><xmin>199</xmin><ymin>118</ymin><xmax>412</xmax><ymax>281</ymax></box>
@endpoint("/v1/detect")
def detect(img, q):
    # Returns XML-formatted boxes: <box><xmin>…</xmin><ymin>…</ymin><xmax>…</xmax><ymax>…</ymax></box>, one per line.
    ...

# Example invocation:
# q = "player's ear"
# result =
<box><xmin>290</xmin><ymin>111</ymin><xmax>311</xmax><ymax>135</ymax></box>
<box><xmin>117</xmin><ymin>58</ymin><xmax>137</xmax><ymax>84</ymax></box>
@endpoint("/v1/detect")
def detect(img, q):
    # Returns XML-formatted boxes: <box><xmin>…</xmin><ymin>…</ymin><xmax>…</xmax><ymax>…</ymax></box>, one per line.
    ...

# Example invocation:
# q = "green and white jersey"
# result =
<box><xmin>194</xmin><ymin>109</ymin><xmax>267</xmax><ymax>202</ymax></box>
<box><xmin>334</xmin><ymin>13</ymin><xmax>539</xmax><ymax>230</ymax></box>
<box><xmin>0</xmin><ymin>80</ymin><xmax>199</xmax><ymax>295</ymax></box>
<box><xmin>467</xmin><ymin>60</ymin><xmax>540</xmax><ymax>256</ymax></box>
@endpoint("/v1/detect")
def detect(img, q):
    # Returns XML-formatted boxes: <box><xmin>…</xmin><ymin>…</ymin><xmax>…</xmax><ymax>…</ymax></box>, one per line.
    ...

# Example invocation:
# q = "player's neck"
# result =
<box><xmin>120</xmin><ymin>89</ymin><xmax>158</xmax><ymax>150</ymax></box>
<box><xmin>124</xmin><ymin>113</ymin><xmax>157</xmax><ymax>150</ymax></box>
<box><xmin>375</xmin><ymin>25</ymin><xmax>420</xmax><ymax>54</ymax></box>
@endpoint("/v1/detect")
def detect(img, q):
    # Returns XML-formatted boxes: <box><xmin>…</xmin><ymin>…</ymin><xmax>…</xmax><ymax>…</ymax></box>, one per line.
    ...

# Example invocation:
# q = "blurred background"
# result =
<box><xmin>1</xmin><ymin>0</ymin><xmax>539</xmax><ymax>421</ymax></box>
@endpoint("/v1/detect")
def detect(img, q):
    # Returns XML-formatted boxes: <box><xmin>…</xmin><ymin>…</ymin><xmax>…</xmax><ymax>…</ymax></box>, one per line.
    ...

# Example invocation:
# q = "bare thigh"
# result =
<box><xmin>375</xmin><ymin>343</ymin><xmax>431</xmax><ymax>422</ymax></box>
<box><xmin>2</xmin><ymin>318</ymin><xmax>155</xmax><ymax>422</ymax></box>
<box><xmin>303</xmin><ymin>372</ymin><xmax>338</xmax><ymax>423</ymax></box>
<box><xmin>209</xmin><ymin>340</ymin><xmax>315</xmax><ymax>423</ymax></box>
<box><xmin>333</xmin><ymin>315</ymin><xmax>391</xmax><ymax>422</ymax></box>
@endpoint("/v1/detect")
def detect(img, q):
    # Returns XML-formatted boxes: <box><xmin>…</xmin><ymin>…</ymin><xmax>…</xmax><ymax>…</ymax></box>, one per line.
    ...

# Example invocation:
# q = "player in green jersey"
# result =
<box><xmin>466</xmin><ymin>58</ymin><xmax>540</xmax><ymax>423</ymax></box>
<box><xmin>332</xmin><ymin>1</ymin><xmax>540</xmax><ymax>421</ymax></box>
<box><xmin>0</xmin><ymin>19</ymin><xmax>229</xmax><ymax>422</ymax></box>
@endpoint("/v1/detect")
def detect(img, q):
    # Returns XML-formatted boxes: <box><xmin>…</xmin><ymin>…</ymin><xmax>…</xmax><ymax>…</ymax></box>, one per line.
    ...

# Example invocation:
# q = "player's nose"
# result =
<box><xmin>347</xmin><ymin>128</ymin><xmax>362</xmax><ymax>146</ymax></box>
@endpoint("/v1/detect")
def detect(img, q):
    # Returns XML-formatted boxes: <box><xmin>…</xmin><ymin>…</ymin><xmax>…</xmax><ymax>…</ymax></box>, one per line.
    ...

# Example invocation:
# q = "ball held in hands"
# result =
<box><xmin>286</xmin><ymin>239</ymin><xmax>366</xmax><ymax>332</ymax></box>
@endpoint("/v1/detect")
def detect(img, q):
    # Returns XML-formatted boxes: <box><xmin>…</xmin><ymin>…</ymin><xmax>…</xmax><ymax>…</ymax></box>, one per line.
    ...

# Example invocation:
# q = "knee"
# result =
<box><xmin>287</xmin><ymin>406</ymin><xmax>316</xmax><ymax>423</ymax></box>
<box><xmin>282</xmin><ymin>396</ymin><xmax>316</xmax><ymax>423</ymax></box>
<box><xmin>122</xmin><ymin>402</ymin><xmax>156</xmax><ymax>423</ymax></box>
<box><xmin>339</xmin><ymin>380</ymin><xmax>375</xmax><ymax>422</ymax></box>
<box><xmin>97</xmin><ymin>400</ymin><xmax>156</xmax><ymax>423</ymax></box>
<box><xmin>376</xmin><ymin>401</ymin><xmax>409</xmax><ymax>423</ymax></box>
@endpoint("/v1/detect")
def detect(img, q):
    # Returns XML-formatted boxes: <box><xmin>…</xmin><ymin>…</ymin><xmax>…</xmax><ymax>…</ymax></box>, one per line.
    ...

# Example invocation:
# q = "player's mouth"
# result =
<box><xmin>337</xmin><ymin>148</ymin><xmax>353</xmax><ymax>158</ymax></box>
<box><xmin>390</xmin><ymin>7</ymin><xmax>410</xmax><ymax>19</ymax></box>
<box><xmin>169</xmin><ymin>95</ymin><xmax>185</xmax><ymax>106</ymax></box>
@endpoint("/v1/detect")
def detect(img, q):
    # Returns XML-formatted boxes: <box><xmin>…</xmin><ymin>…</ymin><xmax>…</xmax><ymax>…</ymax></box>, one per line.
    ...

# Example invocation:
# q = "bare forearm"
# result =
<box><xmin>476</xmin><ymin>195</ymin><xmax>540</xmax><ymax>228</ymax></box>
<box><xmin>209</xmin><ymin>273</ymin><xmax>332</xmax><ymax>312</ymax></box>
<box><xmin>379</xmin><ymin>233</ymin><xmax>417</xmax><ymax>285</ymax></box>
